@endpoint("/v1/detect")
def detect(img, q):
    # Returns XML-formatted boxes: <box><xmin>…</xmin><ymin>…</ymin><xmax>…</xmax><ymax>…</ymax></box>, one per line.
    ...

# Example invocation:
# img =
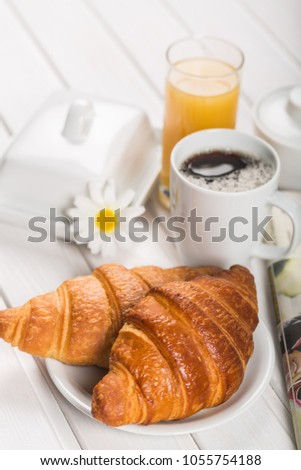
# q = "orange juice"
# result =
<box><xmin>160</xmin><ymin>57</ymin><xmax>240</xmax><ymax>206</ymax></box>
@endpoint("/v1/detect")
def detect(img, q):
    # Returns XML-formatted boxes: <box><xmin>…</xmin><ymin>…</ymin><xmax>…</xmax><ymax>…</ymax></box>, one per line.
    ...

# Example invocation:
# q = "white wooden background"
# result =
<box><xmin>0</xmin><ymin>0</ymin><xmax>300</xmax><ymax>450</ymax></box>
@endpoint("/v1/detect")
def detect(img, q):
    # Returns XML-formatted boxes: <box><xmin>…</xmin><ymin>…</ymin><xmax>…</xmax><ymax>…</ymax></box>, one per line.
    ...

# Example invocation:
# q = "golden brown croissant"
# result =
<box><xmin>92</xmin><ymin>265</ymin><xmax>258</xmax><ymax>426</ymax></box>
<box><xmin>0</xmin><ymin>263</ymin><xmax>221</xmax><ymax>367</ymax></box>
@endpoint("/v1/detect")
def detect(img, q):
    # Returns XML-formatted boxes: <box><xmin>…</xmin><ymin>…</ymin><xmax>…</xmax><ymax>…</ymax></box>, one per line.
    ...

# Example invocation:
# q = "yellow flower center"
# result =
<box><xmin>95</xmin><ymin>208</ymin><xmax>118</xmax><ymax>233</ymax></box>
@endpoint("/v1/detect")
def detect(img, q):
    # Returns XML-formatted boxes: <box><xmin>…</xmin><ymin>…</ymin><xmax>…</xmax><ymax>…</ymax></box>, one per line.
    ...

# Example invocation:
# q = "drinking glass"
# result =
<box><xmin>159</xmin><ymin>37</ymin><xmax>244</xmax><ymax>208</ymax></box>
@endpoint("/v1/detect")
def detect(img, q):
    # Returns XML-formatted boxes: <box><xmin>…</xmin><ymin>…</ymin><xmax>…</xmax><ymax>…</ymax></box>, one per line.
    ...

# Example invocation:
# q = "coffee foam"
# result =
<box><xmin>180</xmin><ymin>154</ymin><xmax>275</xmax><ymax>192</ymax></box>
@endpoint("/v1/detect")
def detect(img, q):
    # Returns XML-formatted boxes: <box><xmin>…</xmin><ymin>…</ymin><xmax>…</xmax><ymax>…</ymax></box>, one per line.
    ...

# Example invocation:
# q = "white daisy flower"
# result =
<box><xmin>67</xmin><ymin>179</ymin><xmax>145</xmax><ymax>256</ymax></box>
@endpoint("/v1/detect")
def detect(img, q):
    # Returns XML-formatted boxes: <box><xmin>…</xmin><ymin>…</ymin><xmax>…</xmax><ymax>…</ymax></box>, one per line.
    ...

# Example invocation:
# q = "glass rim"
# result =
<box><xmin>166</xmin><ymin>36</ymin><xmax>245</xmax><ymax>80</ymax></box>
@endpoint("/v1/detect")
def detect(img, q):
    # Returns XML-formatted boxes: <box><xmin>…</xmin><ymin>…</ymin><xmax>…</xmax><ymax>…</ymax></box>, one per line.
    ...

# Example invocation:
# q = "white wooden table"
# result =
<box><xmin>0</xmin><ymin>0</ymin><xmax>300</xmax><ymax>450</ymax></box>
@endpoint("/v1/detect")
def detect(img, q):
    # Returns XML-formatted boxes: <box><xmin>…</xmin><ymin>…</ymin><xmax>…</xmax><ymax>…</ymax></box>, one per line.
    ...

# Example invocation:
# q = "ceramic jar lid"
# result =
<box><xmin>253</xmin><ymin>85</ymin><xmax>301</xmax><ymax>149</ymax></box>
<box><xmin>0</xmin><ymin>91</ymin><xmax>161</xmax><ymax>225</ymax></box>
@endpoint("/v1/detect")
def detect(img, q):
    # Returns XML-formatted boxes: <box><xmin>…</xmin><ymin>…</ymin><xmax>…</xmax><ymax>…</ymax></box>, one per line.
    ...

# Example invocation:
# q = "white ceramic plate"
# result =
<box><xmin>45</xmin><ymin>319</ymin><xmax>274</xmax><ymax>436</ymax></box>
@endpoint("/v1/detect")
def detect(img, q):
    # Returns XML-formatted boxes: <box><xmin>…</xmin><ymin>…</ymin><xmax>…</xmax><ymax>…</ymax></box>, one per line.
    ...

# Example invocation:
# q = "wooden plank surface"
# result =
<box><xmin>0</xmin><ymin>297</ymin><xmax>81</xmax><ymax>449</ymax></box>
<box><xmin>194</xmin><ymin>385</ymin><xmax>296</xmax><ymax>450</ymax></box>
<box><xmin>241</xmin><ymin>0</ymin><xmax>301</xmax><ymax>64</ymax></box>
<box><xmin>87</xmin><ymin>0</ymin><xmax>254</xmax><ymax>133</ymax></box>
<box><xmin>10</xmin><ymin>0</ymin><xmax>163</xmax><ymax>127</ymax></box>
<box><xmin>87</xmin><ymin>0</ymin><xmax>185</xmax><ymax>96</ymax></box>
<box><xmin>0</xmin><ymin>117</ymin><xmax>11</xmax><ymax>158</ymax></box>
<box><xmin>0</xmin><ymin>0</ymin><xmax>62</xmax><ymax>132</ymax></box>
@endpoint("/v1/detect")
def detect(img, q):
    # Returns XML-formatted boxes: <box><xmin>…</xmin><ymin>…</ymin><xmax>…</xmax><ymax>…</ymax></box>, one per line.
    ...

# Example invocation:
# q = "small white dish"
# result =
<box><xmin>253</xmin><ymin>85</ymin><xmax>301</xmax><ymax>190</ymax></box>
<box><xmin>0</xmin><ymin>90</ymin><xmax>161</xmax><ymax>231</ymax></box>
<box><xmin>45</xmin><ymin>319</ymin><xmax>275</xmax><ymax>436</ymax></box>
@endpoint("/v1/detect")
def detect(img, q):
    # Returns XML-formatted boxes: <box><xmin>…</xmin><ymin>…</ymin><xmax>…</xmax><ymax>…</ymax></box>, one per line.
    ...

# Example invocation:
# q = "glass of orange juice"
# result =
<box><xmin>159</xmin><ymin>37</ymin><xmax>244</xmax><ymax>208</ymax></box>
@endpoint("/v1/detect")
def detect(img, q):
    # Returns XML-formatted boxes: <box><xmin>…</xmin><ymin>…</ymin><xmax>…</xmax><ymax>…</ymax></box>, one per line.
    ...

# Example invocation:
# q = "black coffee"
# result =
<box><xmin>180</xmin><ymin>150</ymin><xmax>275</xmax><ymax>192</ymax></box>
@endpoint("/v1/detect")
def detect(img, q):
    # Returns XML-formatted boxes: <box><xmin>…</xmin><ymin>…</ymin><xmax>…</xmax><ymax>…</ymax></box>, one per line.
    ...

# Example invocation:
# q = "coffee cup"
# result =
<box><xmin>170</xmin><ymin>129</ymin><xmax>301</xmax><ymax>268</ymax></box>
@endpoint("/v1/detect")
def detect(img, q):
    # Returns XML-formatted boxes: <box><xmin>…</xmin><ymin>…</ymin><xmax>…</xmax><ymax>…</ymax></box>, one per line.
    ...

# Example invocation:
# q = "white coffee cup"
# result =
<box><xmin>170</xmin><ymin>129</ymin><xmax>301</xmax><ymax>268</ymax></box>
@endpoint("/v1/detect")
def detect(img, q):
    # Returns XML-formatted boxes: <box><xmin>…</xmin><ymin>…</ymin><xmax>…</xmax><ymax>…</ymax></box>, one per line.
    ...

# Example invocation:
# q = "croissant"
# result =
<box><xmin>92</xmin><ymin>265</ymin><xmax>258</xmax><ymax>426</ymax></box>
<box><xmin>0</xmin><ymin>263</ymin><xmax>221</xmax><ymax>367</ymax></box>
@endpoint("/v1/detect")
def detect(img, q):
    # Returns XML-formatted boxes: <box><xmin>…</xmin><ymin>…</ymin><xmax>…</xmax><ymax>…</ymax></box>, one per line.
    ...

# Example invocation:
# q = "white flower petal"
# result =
<box><xmin>115</xmin><ymin>228</ymin><xmax>129</xmax><ymax>245</ymax></box>
<box><xmin>73</xmin><ymin>196</ymin><xmax>99</xmax><ymax>214</ymax></box>
<box><xmin>88</xmin><ymin>181</ymin><xmax>104</xmax><ymax>206</ymax></box>
<box><xmin>66</xmin><ymin>208</ymin><xmax>85</xmax><ymax>219</ymax></box>
<box><xmin>116</xmin><ymin>233</ymin><xmax>136</xmax><ymax>251</ymax></box>
<box><xmin>72</xmin><ymin>214</ymin><xmax>94</xmax><ymax>233</ymax></box>
<box><xmin>73</xmin><ymin>237</ymin><xmax>90</xmax><ymax>246</ymax></box>
<box><xmin>113</xmin><ymin>227</ymin><xmax>127</xmax><ymax>245</ymax></box>
<box><xmin>78</xmin><ymin>225</ymin><xmax>94</xmax><ymax>240</ymax></box>
<box><xmin>122</xmin><ymin>205</ymin><xmax>145</xmax><ymax>220</ymax></box>
<box><xmin>103</xmin><ymin>179</ymin><xmax>116</xmax><ymax>206</ymax></box>
<box><xmin>88</xmin><ymin>237</ymin><xmax>103</xmax><ymax>255</ymax></box>
<box><xmin>72</xmin><ymin>239</ymin><xmax>84</xmax><ymax>246</ymax></box>
<box><xmin>101</xmin><ymin>236</ymin><xmax>117</xmax><ymax>258</ymax></box>
<box><xmin>114</xmin><ymin>189</ymin><xmax>135</xmax><ymax>210</ymax></box>
<box><xmin>72</xmin><ymin>223</ymin><xmax>93</xmax><ymax>245</ymax></box>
